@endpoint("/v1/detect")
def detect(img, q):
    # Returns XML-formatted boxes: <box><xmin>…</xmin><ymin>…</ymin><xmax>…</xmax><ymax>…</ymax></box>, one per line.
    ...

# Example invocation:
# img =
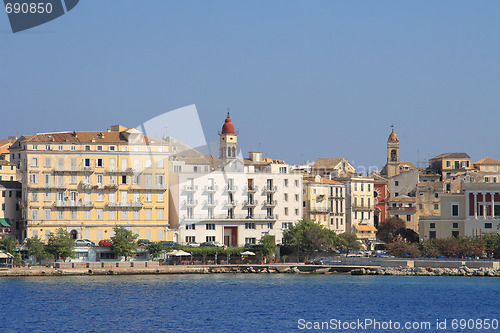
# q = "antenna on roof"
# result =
<box><xmin>258</xmin><ymin>142</ymin><xmax>261</xmax><ymax>152</ymax></box>
<box><xmin>391</xmin><ymin>124</ymin><xmax>394</xmax><ymax>130</ymax></box>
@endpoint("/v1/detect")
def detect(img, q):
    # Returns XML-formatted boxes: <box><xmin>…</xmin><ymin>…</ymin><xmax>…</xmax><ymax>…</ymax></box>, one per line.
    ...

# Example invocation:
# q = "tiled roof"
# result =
<box><xmin>312</xmin><ymin>158</ymin><xmax>343</xmax><ymax>168</ymax></box>
<box><xmin>474</xmin><ymin>157</ymin><xmax>500</xmax><ymax>166</ymax></box>
<box><xmin>399</xmin><ymin>161</ymin><xmax>415</xmax><ymax>169</ymax></box>
<box><xmin>430</xmin><ymin>153</ymin><xmax>470</xmax><ymax>160</ymax></box>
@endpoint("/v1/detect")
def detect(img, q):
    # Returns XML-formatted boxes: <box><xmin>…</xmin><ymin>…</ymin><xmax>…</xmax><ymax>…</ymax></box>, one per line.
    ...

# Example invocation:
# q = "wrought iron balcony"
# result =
<box><xmin>183</xmin><ymin>200</ymin><xmax>199</xmax><ymax>207</ymax></box>
<box><xmin>54</xmin><ymin>200</ymin><xmax>94</xmax><ymax>208</ymax></box>
<box><xmin>183</xmin><ymin>185</ymin><xmax>198</xmax><ymax>192</ymax></box>
<box><xmin>107</xmin><ymin>201</ymin><xmax>143</xmax><ymax>208</ymax></box>
<box><xmin>243</xmin><ymin>200</ymin><xmax>258</xmax><ymax>207</ymax></box>
<box><xmin>263</xmin><ymin>185</ymin><xmax>277</xmax><ymax>192</ymax></box>
<box><xmin>244</xmin><ymin>185</ymin><xmax>258</xmax><ymax>192</ymax></box>
<box><xmin>203</xmin><ymin>185</ymin><xmax>218</xmax><ymax>192</ymax></box>
<box><xmin>203</xmin><ymin>200</ymin><xmax>218</xmax><ymax>207</ymax></box>
<box><xmin>263</xmin><ymin>200</ymin><xmax>277</xmax><ymax>207</ymax></box>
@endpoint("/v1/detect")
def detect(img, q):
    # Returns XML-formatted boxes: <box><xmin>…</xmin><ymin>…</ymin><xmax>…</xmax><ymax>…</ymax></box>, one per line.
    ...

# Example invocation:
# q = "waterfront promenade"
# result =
<box><xmin>1</xmin><ymin>258</ymin><xmax>499</xmax><ymax>277</ymax></box>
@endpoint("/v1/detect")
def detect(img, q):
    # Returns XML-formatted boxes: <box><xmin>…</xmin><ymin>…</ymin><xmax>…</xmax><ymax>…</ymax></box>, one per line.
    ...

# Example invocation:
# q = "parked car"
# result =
<box><xmin>162</xmin><ymin>241</ymin><xmax>180</xmax><ymax>247</ymax></box>
<box><xmin>75</xmin><ymin>239</ymin><xmax>94</xmax><ymax>246</ymax></box>
<box><xmin>186</xmin><ymin>242</ymin><xmax>200</xmax><ymax>247</ymax></box>
<box><xmin>99</xmin><ymin>239</ymin><xmax>113</xmax><ymax>246</ymax></box>
<box><xmin>137</xmin><ymin>239</ymin><xmax>151</xmax><ymax>246</ymax></box>
<box><xmin>200</xmin><ymin>241</ymin><xmax>224</xmax><ymax>247</ymax></box>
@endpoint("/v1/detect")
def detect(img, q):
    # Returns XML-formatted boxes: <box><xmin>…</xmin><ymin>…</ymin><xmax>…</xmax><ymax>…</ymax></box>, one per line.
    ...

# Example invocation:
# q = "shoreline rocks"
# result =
<box><xmin>350</xmin><ymin>266</ymin><xmax>500</xmax><ymax>277</ymax></box>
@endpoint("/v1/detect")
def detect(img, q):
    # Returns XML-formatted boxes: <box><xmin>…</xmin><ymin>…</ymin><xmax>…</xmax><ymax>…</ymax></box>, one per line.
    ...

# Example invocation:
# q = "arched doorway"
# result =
<box><xmin>70</xmin><ymin>230</ymin><xmax>78</xmax><ymax>240</ymax></box>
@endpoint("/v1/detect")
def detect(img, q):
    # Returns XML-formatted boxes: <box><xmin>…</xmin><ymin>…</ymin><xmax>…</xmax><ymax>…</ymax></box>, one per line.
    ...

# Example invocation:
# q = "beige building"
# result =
<box><xmin>388</xmin><ymin>196</ymin><xmax>417</xmax><ymax>231</ymax></box>
<box><xmin>311</xmin><ymin>158</ymin><xmax>355</xmax><ymax>178</ymax></box>
<box><xmin>0</xmin><ymin>160</ymin><xmax>17</xmax><ymax>182</ymax></box>
<box><xmin>9</xmin><ymin>126</ymin><xmax>172</xmax><ymax>243</ymax></box>
<box><xmin>303</xmin><ymin>175</ymin><xmax>346</xmax><ymax>234</ymax></box>
<box><xmin>419</xmin><ymin>183</ymin><xmax>500</xmax><ymax>240</ymax></box>
<box><xmin>429</xmin><ymin>153</ymin><xmax>472</xmax><ymax>180</ymax></box>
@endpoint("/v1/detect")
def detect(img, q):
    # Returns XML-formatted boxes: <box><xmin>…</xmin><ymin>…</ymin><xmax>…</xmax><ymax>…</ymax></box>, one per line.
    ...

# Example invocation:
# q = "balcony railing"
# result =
<box><xmin>54</xmin><ymin>166</ymin><xmax>94</xmax><ymax>173</ymax></box>
<box><xmin>310</xmin><ymin>207</ymin><xmax>330</xmax><ymax>213</ymax></box>
<box><xmin>223</xmin><ymin>200</ymin><xmax>239</xmax><ymax>207</ymax></box>
<box><xmin>28</xmin><ymin>183</ymin><xmax>67</xmax><ymax>190</ymax></box>
<box><xmin>263</xmin><ymin>185</ymin><xmax>278</xmax><ymax>192</ymax></box>
<box><xmin>351</xmin><ymin>205</ymin><xmax>374</xmax><ymax>211</ymax></box>
<box><xmin>203</xmin><ymin>200</ymin><xmax>218</xmax><ymax>207</ymax></box>
<box><xmin>183</xmin><ymin>185</ymin><xmax>198</xmax><ymax>192</ymax></box>
<box><xmin>54</xmin><ymin>200</ymin><xmax>94</xmax><ymax>208</ymax></box>
<box><xmin>388</xmin><ymin>206</ymin><xmax>417</xmax><ymax>212</ymax></box>
<box><xmin>183</xmin><ymin>200</ymin><xmax>198</xmax><ymax>207</ymax></box>
<box><xmin>105</xmin><ymin>168</ymin><xmax>134</xmax><ymax>174</ymax></box>
<box><xmin>203</xmin><ymin>185</ymin><xmax>218</xmax><ymax>192</ymax></box>
<box><xmin>226</xmin><ymin>185</ymin><xmax>238</xmax><ymax>192</ymax></box>
<box><xmin>263</xmin><ymin>200</ymin><xmax>277</xmax><ymax>207</ymax></box>
<box><xmin>107</xmin><ymin>201</ymin><xmax>143</xmax><ymax>208</ymax></box>
<box><xmin>243</xmin><ymin>200</ymin><xmax>258</xmax><ymax>207</ymax></box>
<box><xmin>182</xmin><ymin>213</ymin><xmax>278</xmax><ymax>220</ymax></box>
<box><xmin>244</xmin><ymin>185</ymin><xmax>258</xmax><ymax>192</ymax></box>
<box><xmin>134</xmin><ymin>183</ymin><xmax>167</xmax><ymax>190</ymax></box>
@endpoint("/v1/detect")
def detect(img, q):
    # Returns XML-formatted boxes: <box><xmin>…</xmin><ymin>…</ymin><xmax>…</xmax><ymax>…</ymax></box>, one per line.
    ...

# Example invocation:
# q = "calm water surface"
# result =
<box><xmin>0</xmin><ymin>274</ymin><xmax>499</xmax><ymax>332</ymax></box>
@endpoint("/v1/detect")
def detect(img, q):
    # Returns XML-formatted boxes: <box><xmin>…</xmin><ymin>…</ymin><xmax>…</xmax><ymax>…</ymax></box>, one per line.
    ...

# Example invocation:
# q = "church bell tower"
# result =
<box><xmin>386</xmin><ymin>127</ymin><xmax>400</xmax><ymax>178</ymax></box>
<box><xmin>219</xmin><ymin>111</ymin><xmax>238</xmax><ymax>160</ymax></box>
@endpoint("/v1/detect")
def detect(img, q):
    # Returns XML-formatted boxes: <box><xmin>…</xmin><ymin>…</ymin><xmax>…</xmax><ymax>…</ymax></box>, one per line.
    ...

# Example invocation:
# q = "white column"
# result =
<box><xmin>492</xmin><ymin>192</ymin><xmax>495</xmax><ymax>219</ymax></box>
<box><xmin>483</xmin><ymin>193</ymin><xmax>487</xmax><ymax>219</ymax></box>
<box><xmin>474</xmin><ymin>193</ymin><xmax>478</xmax><ymax>219</ymax></box>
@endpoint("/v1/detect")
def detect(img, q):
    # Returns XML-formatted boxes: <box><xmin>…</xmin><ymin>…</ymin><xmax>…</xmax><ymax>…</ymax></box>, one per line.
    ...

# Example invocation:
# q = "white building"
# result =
<box><xmin>169</xmin><ymin>113</ymin><xmax>303</xmax><ymax>246</ymax></box>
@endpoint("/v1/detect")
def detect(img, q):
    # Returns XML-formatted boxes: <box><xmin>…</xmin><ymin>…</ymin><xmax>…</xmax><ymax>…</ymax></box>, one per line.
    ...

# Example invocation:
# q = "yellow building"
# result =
<box><xmin>0</xmin><ymin>160</ymin><xmax>17</xmax><ymax>182</ymax></box>
<box><xmin>303</xmin><ymin>175</ymin><xmax>346</xmax><ymax>233</ymax></box>
<box><xmin>429</xmin><ymin>153</ymin><xmax>472</xmax><ymax>180</ymax></box>
<box><xmin>9</xmin><ymin>125</ymin><xmax>172</xmax><ymax>243</ymax></box>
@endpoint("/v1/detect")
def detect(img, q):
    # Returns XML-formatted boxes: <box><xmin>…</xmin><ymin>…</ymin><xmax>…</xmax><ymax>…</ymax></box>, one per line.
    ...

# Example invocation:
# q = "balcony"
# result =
<box><xmin>244</xmin><ymin>185</ymin><xmax>258</xmax><ymax>192</ymax></box>
<box><xmin>263</xmin><ymin>185</ymin><xmax>277</xmax><ymax>192</ymax></box>
<box><xmin>54</xmin><ymin>200</ymin><xmax>94</xmax><ymax>208</ymax></box>
<box><xmin>80</xmin><ymin>183</ymin><xmax>104</xmax><ymax>191</ymax></box>
<box><xmin>203</xmin><ymin>185</ymin><xmax>218</xmax><ymax>192</ymax></box>
<box><xmin>183</xmin><ymin>185</ymin><xmax>198</xmax><ymax>192</ymax></box>
<box><xmin>388</xmin><ymin>206</ymin><xmax>417</xmax><ymax>212</ymax></box>
<box><xmin>263</xmin><ymin>200</ymin><xmax>277</xmax><ymax>207</ymax></box>
<box><xmin>225</xmin><ymin>185</ymin><xmax>238</xmax><ymax>193</ymax></box>
<box><xmin>107</xmin><ymin>201</ymin><xmax>143</xmax><ymax>208</ymax></box>
<box><xmin>105</xmin><ymin>168</ymin><xmax>134</xmax><ymax>174</ymax></box>
<box><xmin>203</xmin><ymin>200</ymin><xmax>218</xmax><ymax>207</ymax></box>
<box><xmin>182</xmin><ymin>213</ymin><xmax>278</xmax><ymax>221</ymax></box>
<box><xmin>310</xmin><ymin>207</ymin><xmax>330</xmax><ymax>213</ymax></box>
<box><xmin>243</xmin><ymin>200</ymin><xmax>258</xmax><ymax>207</ymax></box>
<box><xmin>54</xmin><ymin>166</ymin><xmax>94</xmax><ymax>173</ymax></box>
<box><xmin>28</xmin><ymin>183</ymin><xmax>67</xmax><ymax>190</ymax></box>
<box><xmin>223</xmin><ymin>200</ymin><xmax>239</xmax><ymax>207</ymax></box>
<box><xmin>183</xmin><ymin>200</ymin><xmax>198</xmax><ymax>207</ymax></box>
<box><xmin>135</xmin><ymin>183</ymin><xmax>167</xmax><ymax>190</ymax></box>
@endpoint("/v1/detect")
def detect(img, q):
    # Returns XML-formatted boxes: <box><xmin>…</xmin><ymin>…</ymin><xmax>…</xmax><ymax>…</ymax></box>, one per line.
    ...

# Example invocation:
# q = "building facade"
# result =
<box><xmin>303</xmin><ymin>175</ymin><xmax>346</xmax><ymax>234</ymax></box>
<box><xmin>9</xmin><ymin>126</ymin><xmax>171</xmax><ymax>243</ymax></box>
<box><xmin>0</xmin><ymin>181</ymin><xmax>22</xmax><ymax>240</ymax></box>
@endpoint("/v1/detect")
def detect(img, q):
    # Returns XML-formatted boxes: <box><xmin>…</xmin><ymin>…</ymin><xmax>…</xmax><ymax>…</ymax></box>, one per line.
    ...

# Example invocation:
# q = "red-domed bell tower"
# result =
<box><xmin>219</xmin><ymin>111</ymin><xmax>238</xmax><ymax>160</ymax></box>
<box><xmin>387</xmin><ymin>126</ymin><xmax>400</xmax><ymax>177</ymax></box>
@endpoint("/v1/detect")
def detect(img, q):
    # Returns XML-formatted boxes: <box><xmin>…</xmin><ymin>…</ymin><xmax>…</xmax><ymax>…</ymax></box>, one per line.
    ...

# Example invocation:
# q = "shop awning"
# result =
<box><xmin>0</xmin><ymin>218</ymin><xmax>11</xmax><ymax>227</ymax></box>
<box><xmin>355</xmin><ymin>224</ymin><xmax>377</xmax><ymax>232</ymax></box>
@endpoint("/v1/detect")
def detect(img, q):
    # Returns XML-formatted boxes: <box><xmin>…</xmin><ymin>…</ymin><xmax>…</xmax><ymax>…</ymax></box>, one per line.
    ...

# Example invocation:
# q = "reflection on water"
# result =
<box><xmin>0</xmin><ymin>275</ymin><xmax>499</xmax><ymax>332</ymax></box>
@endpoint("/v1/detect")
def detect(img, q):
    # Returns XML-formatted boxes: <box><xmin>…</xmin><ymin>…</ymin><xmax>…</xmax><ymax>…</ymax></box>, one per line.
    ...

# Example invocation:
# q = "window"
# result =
<box><xmin>419</xmin><ymin>204</ymin><xmax>423</xmax><ymax>209</ymax></box>
<box><xmin>295</xmin><ymin>194</ymin><xmax>299</xmax><ymax>202</ymax></box>
<box><xmin>451</xmin><ymin>204</ymin><xmax>459</xmax><ymax>217</ymax></box>
<box><xmin>452</xmin><ymin>222</ymin><xmax>458</xmax><ymax>228</ymax></box>
<box><xmin>361</xmin><ymin>183</ymin><xmax>364</xmax><ymax>191</ymax></box>
<box><xmin>96</xmin><ymin>145</ymin><xmax>103</xmax><ymax>151</ymax></box>
<box><xmin>145</xmin><ymin>192</ymin><xmax>152</xmax><ymax>203</ymax></box>
<box><xmin>284</xmin><ymin>179</ymin><xmax>288</xmax><ymax>187</ymax></box>
<box><xmin>121</xmin><ymin>175</ymin><xmax>128</xmax><ymax>184</ymax></box>
<box><xmin>44</xmin><ymin>157</ymin><xmax>51</xmax><ymax>167</ymax></box>
<box><xmin>430</xmin><ymin>223</ymin><xmax>435</xmax><ymax>228</ymax></box>
<box><xmin>446</xmin><ymin>161</ymin><xmax>451</xmax><ymax>168</ymax></box>
<box><xmin>485</xmin><ymin>223</ymin><xmax>492</xmax><ymax>229</ymax></box>
<box><xmin>84</xmin><ymin>174</ymin><xmax>90</xmax><ymax>185</ymax></box>
<box><xmin>31</xmin><ymin>208</ymin><xmax>39</xmax><ymax>220</ymax></box>
<box><xmin>96</xmin><ymin>209</ymin><xmax>103</xmax><ymax>220</ymax></box>
<box><xmin>145</xmin><ymin>208</ymin><xmax>152</xmax><ymax>220</ymax></box>
<box><xmin>96</xmin><ymin>193</ymin><xmax>103</xmax><ymax>202</ymax></box>
<box><xmin>121</xmin><ymin>210</ymin><xmax>128</xmax><ymax>220</ymax></box>
<box><xmin>157</xmin><ymin>192</ymin><xmax>164</xmax><ymax>202</ymax></box>
<box><xmin>70</xmin><ymin>173</ymin><xmax>77</xmax><ymax>184</ymax></box>
<box><xmin>109</xmin><ymin>145</ymin><xmax>116</xmax><ymax>151</ymax></box>
<box><xmin>173</xmin><ymin>165</ymin><xmax>181</xmax><ymax>172</ymax></box>
<box><xmin>284</xmin><ymin>207</ymin><xmax>288</xmax><ymax>216</ymax></box>
<box><xmin>206</xmin><ymin>223</ymin><xmax>215</xmax><ymax>230</ymax></box>
<box><xmin>32</xmin><ymin>144</ymin><xmax>38</xmax><ymax>150</ymax></box>
<box><xmin>245</xmin><ymin>222</ymin><xmax>256</xmax><ymax>230</ymax></box>
<box><xmin>71</xmin><ymin>210</ymin><xmax>77</xmax><ymax>220</ymax></box>
<box><xmin>133</xmin><ymin>210</ymin><xmax>140</xmax><ymax>220</ymax></box>
<box><xmin>156</xmin><ymin>174</ymin><xmax>165</xmax><ymax>186</ymax></box>
<box><xmin>84</xmin><ymin>158</ymin><xmax>91</xmax><ymax>167</ymax></box>
<box><xmin>96</xmin><ymin>158</ymin><xmax>104</xmax><ymax>167</ymax></box>
<box><xmin>394</xmin><ymin>181</ymin><xmax>399</xmax><ymax>186</ymax></box>
<box><xmin>186</xmin><ymin>236</ymin><xmax>195</xmax><ymax>243</ymax></box>
<box><xmin>109</xmin><ymin>175</ymin><xmax>116</xmax><ymax>185</ymax></box>
<box><xmin>406</xmin><ymin>215</ymin><xmax>411</xmax><ymax>222</ymax></box>
<box><xmin>157</xmin><ymin>208</ymin><xmax>164</xmax><ymax>220</ymax></box>
<box><xmin>394</xmin><ymin>192</ymin><xmax>399</xmax><ymax>197</ymax></box>
<box><xmin>279</xmin><ymin>167</ymin><xmax>287</xmax><ymax>173</ymax></box>
<box><xmin>31</xmin><ymin>157</ymin><xmax>38</xmax><ymax>167</ymax></box>
<box><xmin>84</xmin><ymin>209</ymin><xmax>91</xmax><ymax>220</ymax></box>
<box><xmin>206</xmin><ymin>236</ymin><xmax>216</xmax><ymax>242</ymax></box>
<box><xmin>452</xmin><ymin>231</ymin><xmax>459</xmax><ymax>238</ymax></box>
<box><xmin>84</xmin><ymin>145</ymin><xmax>91</xmax><ymax>151</ymax></box>
<box><xmin>434</xmin><ymin>204</ymin><xmax>439</xmax><ymax>210</ymax></box>
<box><xmin>186</xmin><ymin>224</ymin><xmax>196</xmax><ymax>230</ymax></box>
<box><xmin>295</xmin><ymin>180</ymin><xmax>299</xmax><ymax>187</ymax></box>
<box><xmin>157</xmin><ymin>159</ymin><xmax>164</xmax><ymax>169</ymax></box>
<box><xmin>284</xmin><ymin>193</ymin><xmax>288</xmax><ymax>202</ymax></box>
<box><xmin>71</xmin><ymin>145</ymin><xmax>76</xmax><ymax>151</ymax></box>
<box><xmin>245</xmin><ymin>238</ymin><xmax>256</xmax><ymax>245</ymax></box>
<box><xmin>43</xmin><ymin>192</ymin><xmax>50</xmax><ymax>202</ymax></box>
<box><xmin>268</xmin><ymin>222</ymin><xmax>273</xmax><ymax>229</ymax></box>
<box><xmin>429</xmin><ymin>231</ymin><xmax>436</xmax><ymax>239</ymax></box>
<box><xmin>295</xmin><ymin>208</ymin><xmax>299</xmax><ymax>216</ymax></box>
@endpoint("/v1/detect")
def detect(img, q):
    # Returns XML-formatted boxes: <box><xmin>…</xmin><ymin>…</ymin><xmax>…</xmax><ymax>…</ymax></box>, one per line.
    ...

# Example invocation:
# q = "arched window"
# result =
<box><xmin>231</xmin><ymin>147</ymin><xmax>236</xmax><ymax>157</ymax></box>
<box><xmin>228</xmin><ymin>147</ymin><xmax>232</xmax><ymax>157</ymax></box>
<box><xmin>391</xmin><ymin>149</ymin><xmax>397</xmax><ymax>162</ymax></box>
<box><xmin>70</xmin><ymin>230</ymin><xmax>78</xmax><ymax>240</ymax></box>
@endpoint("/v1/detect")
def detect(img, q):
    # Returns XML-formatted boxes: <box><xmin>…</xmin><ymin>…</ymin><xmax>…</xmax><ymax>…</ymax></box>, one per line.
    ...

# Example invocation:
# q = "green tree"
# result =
<box><xmin>111</xmin><ymin>226</ymin><xmax>138</xmax><ymax>260</ymax></box>
<box><xmin>256</xmin><ymin>234</ymin><xmax>276</xmax><ymax>261</ymax></box>
<box><xmin>146</xmin><ymin>241</ymin><xmax>166</xmax><ymax>260</ymax></box>
<box><xmin>376</xmin><ymin>217</ymin><xmax>405</xmax><ymax>243</ymax></box>
<box><xmin>45</xmin><ymin>228</ymin><xmax>75</xmax><ymax>261</ymax></box>
<box><xmin>26</xmin><ymin>236</ymin><xmax>46</xmax><ymax>264</ymax></box>
<box><xmin>283</xmin><ymin>219</ymin><xmax>337</xmax><ymax>259</ymax></box>
<box><xmin>337</xmin><ymin>233</ymin><xmax>362</xmax><ymax>251</ymax></box>
<box><xmin>483</xmin><ymin>233</ymin><xmax>500</xmax><ymax>258</ymax></box>
<box><xmin>1</xmin><ymin>236</ymin><xmax>18</xmax><ymax>255</ymax></box>
<box><xmin>387</xmin><ymin>239</ymin><xmax>421</xmax><ymax>258</ymax></box>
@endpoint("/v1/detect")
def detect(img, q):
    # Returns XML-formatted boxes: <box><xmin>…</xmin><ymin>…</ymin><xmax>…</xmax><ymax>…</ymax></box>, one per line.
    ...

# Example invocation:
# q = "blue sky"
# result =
<box><xmin>1</xmin><ymin>1</ymin><xmax>499</xmax><ymax>170</ymax></box>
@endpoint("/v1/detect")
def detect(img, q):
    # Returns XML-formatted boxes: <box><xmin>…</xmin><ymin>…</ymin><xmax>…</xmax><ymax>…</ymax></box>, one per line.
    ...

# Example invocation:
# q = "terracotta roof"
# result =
<box><xmin>389</xmin><ymin>195</ymin><xmax>416</xmax><ymax>202</ymax></box>
<box><xmin>320</xmin><ymin>178</ymin><xmax>343</xmax><ymax>185</ymax></box>
<box><xmin>388</xmin><ymin>129</ymin><xmax>399</xmax><ymax>142</ymax></box>
<box><xmin>221</xmin><ymin>112</ymin><xmax>235</xmax><ymax>134</ymax></box>
<box><xmin>430</xmin><ymin>153</ymin><xmax>470</xmax><ymax>160</ymax></box>
<box><xmin>18</xmin><ymin>129</ymin><xmax>166</xmax><ymax>145</ymax></box>
<box><xmin>0</xmin><ymin>160</ymin><xmax>15</xmax><ymax>166</ymax></box>
<box><xmin>312</xmin><ymin>158</ymin><xmax>343</xmax><ymax>169</ymax></box>
<box><xmin>399</xmin><ymin>161</ymin><xmax>415</xmax><ymax>169</ymax></box>
<box><xmin>355</xmin><ymin>224</ymin><xmax>377</xmax><ymax>232</ymax></box>
<box><xmin>474</xmin><ymin>157</ymin><xmax>500</xmax><ymax>166</ymax></box>
<box><xmin>0</xmin><ymin>139</ymin><xmax>16</xmax><ymax>147</ymax></box>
